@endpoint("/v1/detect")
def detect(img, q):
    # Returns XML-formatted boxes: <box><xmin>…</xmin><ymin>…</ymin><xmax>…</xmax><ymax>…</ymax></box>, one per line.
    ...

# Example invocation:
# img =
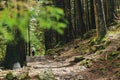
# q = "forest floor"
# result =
<box><xmin>0</xmin><ymin>20</ymin><xmax>120</xmax><ymax>80</ymax></box>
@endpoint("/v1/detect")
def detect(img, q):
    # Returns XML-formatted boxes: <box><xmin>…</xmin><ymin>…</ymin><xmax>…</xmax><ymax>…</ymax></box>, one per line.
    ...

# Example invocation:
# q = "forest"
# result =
<box><xmin>0</xmin><ymin>0</ymin><xmax>120</xmax><ymax>80</ymax></box>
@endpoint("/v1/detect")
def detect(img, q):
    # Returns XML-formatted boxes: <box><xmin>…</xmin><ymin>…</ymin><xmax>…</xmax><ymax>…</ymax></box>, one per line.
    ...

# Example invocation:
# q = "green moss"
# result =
<box><xmin>107</xmin><ymin>52</ymin><xmax>119</xmax><ymax>60</ymax></box>
<box><xmin>16</xmin><ymin>72</ymin><xmax>29</xmax><ymax>80</ymax></box>
<box><xmin>81</xmin><ymin>59</ymin><xmax>93</xmax><ymax>68</ymax></box>
<box><xmin>96</xmin><ymin>35</ymin><xmax>106</xmax><ymax>44</ymax></box>
<box><xmin>38</xmin><ymin>69</ymin><xmax>55</xmax><ymax>80</ymax></box>
<box><xmin>5</xmin><ymin>72</ymin><xmax>15</xmax><ymax>80</ymax></box>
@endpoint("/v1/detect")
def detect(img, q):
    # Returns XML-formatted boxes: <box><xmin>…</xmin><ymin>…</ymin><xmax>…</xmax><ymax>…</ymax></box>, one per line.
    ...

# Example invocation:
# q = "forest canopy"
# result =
<box><xmin>0</xmin><ymin>0</ymin><xmax>67</xmax><ymax>42</ymax></box>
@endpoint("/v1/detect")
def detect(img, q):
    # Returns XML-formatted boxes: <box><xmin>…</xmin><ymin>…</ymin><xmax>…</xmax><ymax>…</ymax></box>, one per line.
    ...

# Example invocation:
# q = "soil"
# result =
<box><xmin>0</xmin><ymin>21</ymin><xmax>120</xmax><ymax>80</ymax></box>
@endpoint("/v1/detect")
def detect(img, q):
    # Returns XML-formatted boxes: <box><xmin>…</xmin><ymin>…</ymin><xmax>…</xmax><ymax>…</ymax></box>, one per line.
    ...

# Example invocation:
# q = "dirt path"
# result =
<box><xmin>27</xmin><ymin>57</ymin><xmax>88</xmax><ymax>80</ymax></box>
<box><xmin>0</xmin><ymin>26</ymin><xmax>120</xmax><ymax>80</ymax></box>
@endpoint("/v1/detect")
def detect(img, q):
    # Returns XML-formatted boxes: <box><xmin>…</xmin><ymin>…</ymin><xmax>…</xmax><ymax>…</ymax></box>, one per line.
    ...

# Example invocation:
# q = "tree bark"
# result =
<box><xmin>1</xmin><ymin>30</ymin><xmax>26</xmax><ymax>69</ymax></box>
<box><xmin>90</xmin><ymin>0</ymin><xmax>96</xmax><ymax>29</ymax></box>
<box><xmin>94</xmin><ymin>0</ymin><xmax>107</xmax><ymax>39</ymax></box>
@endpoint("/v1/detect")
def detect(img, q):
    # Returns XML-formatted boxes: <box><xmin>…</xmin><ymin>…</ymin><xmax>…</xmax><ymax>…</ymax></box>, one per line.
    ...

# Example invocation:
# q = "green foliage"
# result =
<box><xmin>30</xmin><ymin>30</ymin><xmax>45</xmax><ymax>55</ymax></box>
<box><xmin>36</xmin><ymin>5</ymin><xmax>67</xmax><ymax>34</ymax></box>
<box><xmin>0</xmin><ymin>51</ymin><xmax>5</xmax><ymax>62</ymax></box>
<box><xmin>0</xmin><ymin>0</ymin><xmax>67</xmax><ymax>56</ymax></box>
<box><xmin>30</xmin><ymin>18</ymin><xmax>45</xmax><ymax>55</ymax></box>
<box><xmin>0</xmin><ymin>1</ymin><xmax>31</xmax><ymax>42</ymax></box>
<box><xmin>0</xmin><ymin>0</ymin><xmax>67</xmax><ymax>42</ymax></box>
<box><xmin>0</xmin><ymin>35</ymin><xmax>6</xmax><ymax>62</ymax></box>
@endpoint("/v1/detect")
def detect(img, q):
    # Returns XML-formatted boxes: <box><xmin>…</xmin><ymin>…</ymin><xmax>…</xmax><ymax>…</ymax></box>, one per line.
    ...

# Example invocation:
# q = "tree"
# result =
<box><xmin>93</xmin><ymin>0</ymin><xmax>107</xmax><ymax>39</ymax></box>
<box><xmin>0</xmin><ymin>0</ymin><xmax>66</xmax><ymax>69</ymax></box>
<box><xmin>43</xmin><ymin>0</ymin><xmax>118</xmax><ymax>50</ymax></box>
<box><xmin>90</xmin><ymin>0</ymin><xmax>96</xmax><ymax>29</ymax></box>
<box><xmin>103</xmin><ymin>0</ymin><xmax>115</xmax><ymax>25</ymax></box>
<box><xmin>0</xmin><ymin>0</ymin><xmax>32</xmax><ymax>69</ymax></box>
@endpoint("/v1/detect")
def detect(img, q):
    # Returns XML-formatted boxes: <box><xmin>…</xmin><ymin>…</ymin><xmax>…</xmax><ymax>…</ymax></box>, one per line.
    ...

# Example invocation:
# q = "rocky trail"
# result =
<box><xmin>0</xmin><ymin>56</ymin><xmax>88</xmax><ymax>80</ymax></box>
<box><xmin>27</xmin><ymin>58</ymin><xmax>87</xmax><ymax>80</ymax></box>
<box><xmin>0</xmin><ymin>23</ymin><xmax>120</xmax><ymax>80</ymax></box>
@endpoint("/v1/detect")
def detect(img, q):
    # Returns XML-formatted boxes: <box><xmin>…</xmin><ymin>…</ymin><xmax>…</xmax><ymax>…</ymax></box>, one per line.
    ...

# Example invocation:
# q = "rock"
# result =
<box><xmin>12</xmin><ymin>62</ymin><xmax>21</xmax><ymax>70</ymax></box>
<box><xmin>73</xmin><ymin>56</ymin><xmax>85</xmax><ymax>63</ymax></box>
<box><xmin>0</xmin><ymin>69</ymin><xmax>2</xmax><ymax>72</ymax></box>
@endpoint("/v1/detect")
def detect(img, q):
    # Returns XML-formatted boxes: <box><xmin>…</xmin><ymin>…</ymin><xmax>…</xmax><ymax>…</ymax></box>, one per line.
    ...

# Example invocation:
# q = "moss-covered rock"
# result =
<box><xmin>81</xmin><ymin>59</ymin><xmax>93</xmax><ymax>68</ymax></box>
<box><xmin>5</xmin><ymin>72</ymin><xmax>15</xmax><ymax>80</ymax></box>
<box><xmin>16</xmin><ymin>72</ymin><xmax>29</xmax><ymax>80</ymax></box>
<box><xmin>38</xmin><ymin>69</ymin><xmax>55</xmax><ymax>80</ymax></box>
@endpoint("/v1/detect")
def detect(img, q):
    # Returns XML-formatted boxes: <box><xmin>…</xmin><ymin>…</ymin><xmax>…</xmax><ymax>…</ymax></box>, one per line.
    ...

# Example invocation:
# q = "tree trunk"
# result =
<box><xmin>76</xmin><ymin>0</ymin><xmax>85</xmax><ymax>36</ymax></box>
<box><xmin>90</xmin><ymin>0</ymin><xmax>96</xmax><ymax>29</ymax></box>
<box><xmin>2</xmin><ymin>30</ymin><xmax>26</xmax><ymax>69</ymax></box>
<box><xmin>94</xmin><ymin>0</ymin><xmax>107</xmax><ymax>39</ymax></box>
